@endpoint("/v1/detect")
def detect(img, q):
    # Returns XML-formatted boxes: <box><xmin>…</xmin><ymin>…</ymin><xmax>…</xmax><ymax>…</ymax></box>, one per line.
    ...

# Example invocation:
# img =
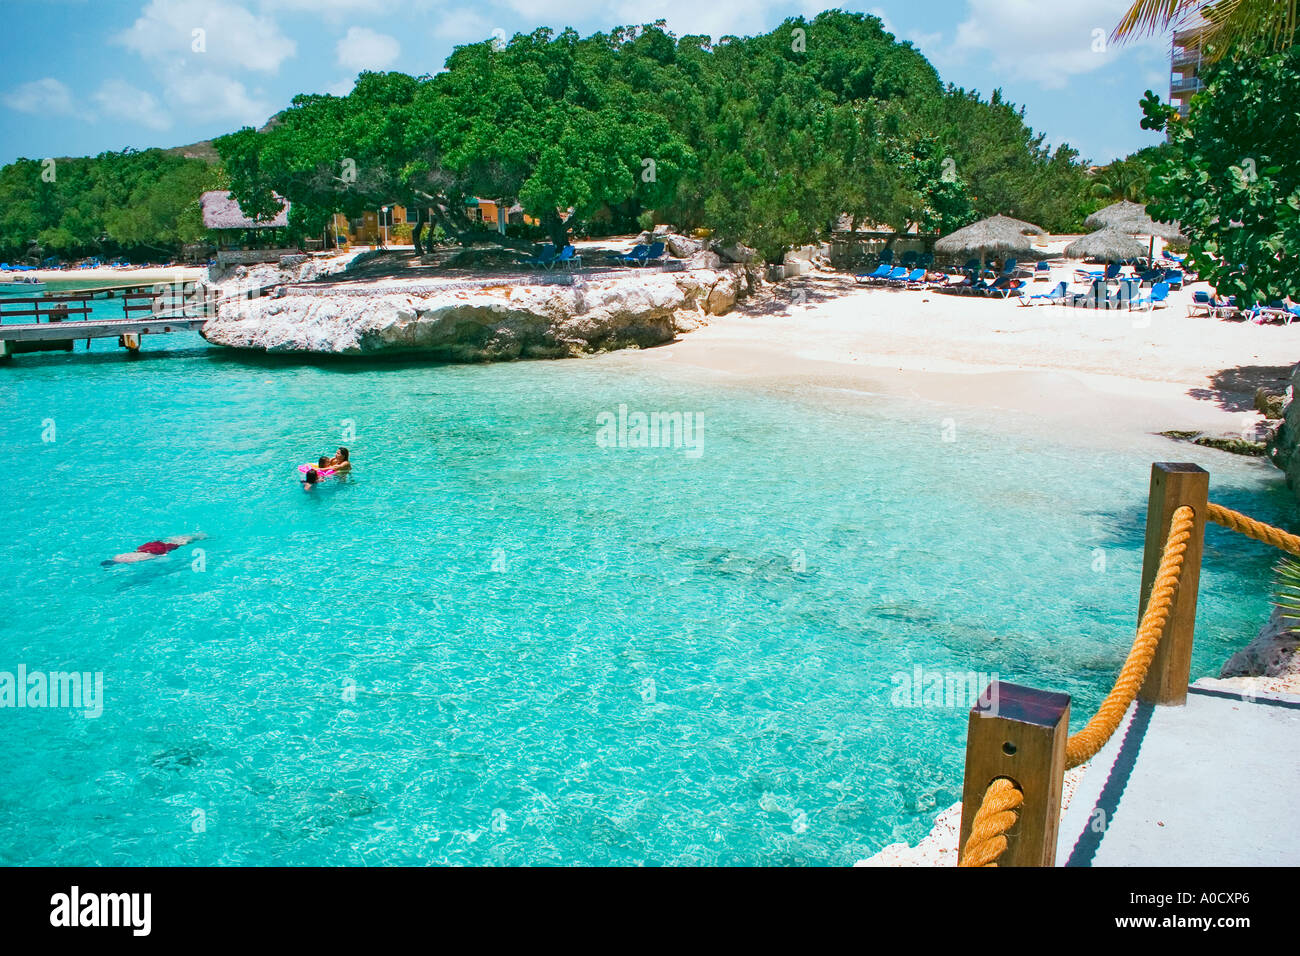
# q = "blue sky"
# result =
<box><xmin>0</xmin><ymin>0</ymin><xmax>1174</xmax><ymax>166</ymax></box>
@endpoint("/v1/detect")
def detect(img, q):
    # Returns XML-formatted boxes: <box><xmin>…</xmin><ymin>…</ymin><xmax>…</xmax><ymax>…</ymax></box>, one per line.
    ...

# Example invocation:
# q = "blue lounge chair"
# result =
<box><xmin>526</xmin><ymin>245</ymin><xmax>559</xmax><ymax>269</ymax></box>
<box><xmin>619</xmin><ymin>244</ymin><xmax>648</xmax><ymax>266</ymax></box>
<box><xmin>1110</xmin><ymin>277</ymin><xmax>1140</xmax><ymax>309</ymax></box>
<box><xmin>1021</xmin><ymin>280</ymin><xmax>1068</xmax><ymax>306</ymax></box>
<box><xmin>877</xmin><ymin>266</ymin><xmax>908</xmax><ymax>284</ymax></box>
<box><xmin>1164</xmin><ymin>270</ymin><xmax>1184</xmax><ymax>290</ymax></box>
<box><xmin>857</xmin><ymin>263</ymin><xmax>892</xmax><ymax>283</ymax></box>
<box><xmin>643</xmin><ymin>241</ymin><xmax>667</xmax><ymax>266</ymax></box>
<box><xmin>984</xmin><ymin>276</ymin><xmax>1023</xmax><ymax>299</ymax></box>
<box><xmin>1134</xmin><ymin>281</ymin><xmax>1169</xmax><ymax>311</ymax></box>
<box><xmin>998</xmin><ymin>258</ymin><xmax>1017</xmax><ymax>277</ymax></box>
<box><xmin>1032</xmin><ymin>261</ymin><xmax>1051</xmax><ymax>281</ymax></box>
<box><xmin>553</xmin><ymin>245</ymin><xmax>582</xmax><ymax>270</ymax></box>
<box><xmin>887</xmin><ymin>267</ymin><xmax>925</xmax><ymax>287</ymax></box>
<box><xmin>960</xmin><ymin>258</ymin><xmax>981</xmax><ymax>277</ymax></box>
<box><xmin>1070</xmin><ymin>279</ymin><xmax>1107</xmax><ymax>308</ymax></box>
<box><xmin>901</xmin><ymin>268</ymin><xmax>930</xmax><ymax>288</ymax></box>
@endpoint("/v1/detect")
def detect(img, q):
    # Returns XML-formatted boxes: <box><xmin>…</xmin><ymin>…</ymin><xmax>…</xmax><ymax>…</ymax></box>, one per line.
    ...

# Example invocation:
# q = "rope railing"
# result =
<box><xmin>1064</xmin><ymin>504</ymin><xmax>1195</xmax><ymax>768</ymax></box>
<box><xmin>959</xmin><ymin>503</ymin><xmax>1196</xmax><ymax>866</ymax></box>
<box><xmin>958</xmin><ymin>778</ymin><xmax>1024</xmax><ymax>867</ymax></box>
<box><xmin>957</xmin><ymin>482</ymin><xmax>1300</xmax><ymax>867</ymax></box>
<box><xmin>1206</xmin><ymin>502</ymin><xmax>1300</xmax><ymax>558</ymax></box>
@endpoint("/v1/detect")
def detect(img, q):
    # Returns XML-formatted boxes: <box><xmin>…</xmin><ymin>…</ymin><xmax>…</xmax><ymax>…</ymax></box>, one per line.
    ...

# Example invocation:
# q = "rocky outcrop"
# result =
<box><xmin>201</xmin><ymin>268</ymin><xmax>745</xmax><ymax>360</ymax></box>
<box><xmin>1266</xmin><ymin>367</ymin><xmax>1300</xmax><ymax>494</ymax></box>
<box><xmin>1221</xmin><ymin>607</ymin><xmax>1300</xmax><ymax>685</ymax></box>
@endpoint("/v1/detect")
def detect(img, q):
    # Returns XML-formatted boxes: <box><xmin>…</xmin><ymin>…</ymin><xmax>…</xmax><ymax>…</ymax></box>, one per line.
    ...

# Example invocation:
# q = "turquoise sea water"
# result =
<box><xmin>0</xmin><ymin>300</ymin><xmax>1292</xmax><ymax>866</ymax></box>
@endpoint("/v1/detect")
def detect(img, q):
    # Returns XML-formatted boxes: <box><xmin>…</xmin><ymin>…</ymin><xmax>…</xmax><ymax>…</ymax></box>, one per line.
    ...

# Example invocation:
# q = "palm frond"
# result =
<box><xmin>1112</xmin><ymin>0</ymin><xmax>1299</xmax><ymax>60</ymax></box>
<box><xmin>1111</xmin><ymin>0</ymin><xmax>1202</xmax><ymax>43</ymax></box>
<box><xmin>1272</xmin><ymin>555</ymin><xmax>1300</xmax><ymax>624</ymax></box>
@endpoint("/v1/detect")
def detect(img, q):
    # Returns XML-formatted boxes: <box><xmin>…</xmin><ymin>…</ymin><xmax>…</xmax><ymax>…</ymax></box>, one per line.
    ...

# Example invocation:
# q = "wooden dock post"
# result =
<box><xmin>119</xmin><ymin>332</ymin><xmax>141</xmax><ymax>354</ymax></box>
<box><xmin>1137</xmin><ymin>463</ymin><xmax>1208</xmax><ymax>706</ymax></box>
<box><xmin>958</xmin><ymin>681</ymin><xmax>1070</xmax><ymax>867</ymax></box>
<box><xmin>0</xmin><ymin>339</ymin><xmax>11</xmax><ymax>360</ymax></box>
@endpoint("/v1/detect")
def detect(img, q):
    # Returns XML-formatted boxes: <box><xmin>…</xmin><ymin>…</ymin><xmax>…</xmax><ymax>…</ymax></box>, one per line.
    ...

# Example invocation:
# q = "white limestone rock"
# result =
<box><xmin>201</xmin><ymin>268</ymin><xmax>743</xmax><ymax>360</ymax></box>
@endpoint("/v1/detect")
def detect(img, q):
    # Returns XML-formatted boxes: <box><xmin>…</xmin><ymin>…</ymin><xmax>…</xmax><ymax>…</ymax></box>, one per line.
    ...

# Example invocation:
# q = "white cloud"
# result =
<box><xmin>431</xmin><ymin>10</ymin><xmax>498</xmax><ymax>44</ymax></box>
<box><xmin>93</xmin><ymin>79</ymin><xmax>172</xmax><ymax>129</ymax></box>
<box><xmin>259</xmin><ymin>0</ymin><xmax>390</xmax><ymax>15</ymax></box>
<box><xmin>336</xmin><ymin>25</ymin><xmax>400</xmax><ymax>71</ymax></box>
<box><xmin>945</xmin><ymin>0</ymin><xmax>1166</xmax><ymax>90</ymax></box>
<box><xmin>118</xmin><ymin>0</ymin><xmax>296</xmax><ymax>73</ymax></box>
<box><xmin>3</xmin><ymin>78</ymin><xmax>77</xmax><ymax>116</ymax></box>
<box><xmin>164</xmin><ymin>68</ymin><xmax>274</xmax><ymax>126</ymax></box>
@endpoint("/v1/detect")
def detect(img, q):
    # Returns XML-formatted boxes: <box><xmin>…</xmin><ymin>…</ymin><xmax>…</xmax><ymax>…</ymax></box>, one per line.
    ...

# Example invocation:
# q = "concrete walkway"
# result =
<box><xmin>1057</xmin><ymin>685</ymin><xmax>1300</xmax><ymax>866</ymax></box>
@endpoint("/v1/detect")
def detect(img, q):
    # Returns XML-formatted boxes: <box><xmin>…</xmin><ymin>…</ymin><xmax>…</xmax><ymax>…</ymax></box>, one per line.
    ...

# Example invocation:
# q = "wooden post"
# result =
<box><xmin>0</xmin><ymin>339</ymin><xmax>11</xmax><ymax>359</ymax></box>
<box><xmin>1137</xmin><ymin>463</ymin><xmax>1208</xmax><ymax>706</ymax></box>
<box><xmin>119</xmin><ymin>333</ymin><xmax>140</xmax><ymax>354</ymax></box>
<box><xmin>958</xmin><ymin>681</ymin><xmax>1070</xmax><ymax>867</ymax></box>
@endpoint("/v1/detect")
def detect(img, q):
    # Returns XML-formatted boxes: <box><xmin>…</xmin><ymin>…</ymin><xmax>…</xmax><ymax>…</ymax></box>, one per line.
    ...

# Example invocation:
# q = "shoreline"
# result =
<box><xmin>21</xmin><ymin>265</ymin><xmax>204</xmax><ymax>284</ymax></box>
<box><xmin>630</xmin><ymin>269</ymin><xmax>1294</xmax><ymax>447</ymax></box>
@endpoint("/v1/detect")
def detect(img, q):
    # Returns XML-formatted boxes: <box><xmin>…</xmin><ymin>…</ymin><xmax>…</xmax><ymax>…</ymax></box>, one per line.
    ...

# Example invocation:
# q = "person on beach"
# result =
<box><xmin>103</xmin><ymin>532</ymin><xmax>206</xmax><ymax>566</ymax></box>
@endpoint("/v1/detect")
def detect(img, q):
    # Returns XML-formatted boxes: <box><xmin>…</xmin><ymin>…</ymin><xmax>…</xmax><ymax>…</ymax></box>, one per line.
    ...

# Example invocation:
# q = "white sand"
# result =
<box><xmin>26</xmin><ymin>266</ymin><xmax>204</xmax><ymax>283</ymax></box>
<box><xmin>638</xmin><ymin>264</ymin><xmax>1297</xmax><ymax>442</ymax></box>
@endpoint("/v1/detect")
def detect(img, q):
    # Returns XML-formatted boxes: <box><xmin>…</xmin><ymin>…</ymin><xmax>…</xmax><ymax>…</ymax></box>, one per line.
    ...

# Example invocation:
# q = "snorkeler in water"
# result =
<box><xmin>103</xmin><ymin>532</ymin><xmax>207</xmax><ymax>566</ymax></box>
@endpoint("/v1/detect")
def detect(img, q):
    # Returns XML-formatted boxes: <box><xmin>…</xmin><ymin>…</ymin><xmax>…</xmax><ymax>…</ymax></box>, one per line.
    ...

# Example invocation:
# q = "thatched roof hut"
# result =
<box><xmin>201</xmin><ymin>190</ymin><xmax>290</xmax><ymax>230</ymax></box>
<box><xmin>934</xmin><ymin>215</ymin><xmax>1045</xmax><ymax>262</ymax></box>
<box><xmin>1064</xmin><ymin>227</ymin><xmax>1147</xmax><ymax>262</ymax></box>
<box><xmin>1085</xmin><ymin>200</ymin><xmax>1183</xmax><ymax>240</ymax></box>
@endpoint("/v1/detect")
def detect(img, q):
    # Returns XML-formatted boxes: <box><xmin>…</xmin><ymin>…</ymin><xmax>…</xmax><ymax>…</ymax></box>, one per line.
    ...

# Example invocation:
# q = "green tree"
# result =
<box><xmin>1139</xmin><ymin>38</ymin><xmax>1300</xmax><ymax>304</ymax></box>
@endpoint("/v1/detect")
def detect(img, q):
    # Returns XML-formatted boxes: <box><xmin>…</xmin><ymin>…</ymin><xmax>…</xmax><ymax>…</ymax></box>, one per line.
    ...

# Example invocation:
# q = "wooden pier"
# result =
<box><xmin>1</xmin><ymin>281</ymin><xmax>279</xmax><ymax>359</ymax></box>
<box><xmin>0</xmin><ymin>316</ymin><xmax>209</xmax><ymax>357</ymax></box>
<box><xmin>1</xmin><ymin>287</ymin><xmax>208</xmax><ymax>358</ymax></box>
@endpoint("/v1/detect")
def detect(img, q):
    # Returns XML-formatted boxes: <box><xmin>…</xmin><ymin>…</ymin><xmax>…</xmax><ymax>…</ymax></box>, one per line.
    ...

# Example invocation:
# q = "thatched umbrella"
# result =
<box><xmin>1064</xmin><ymin>227</ymin><xmax>1147</xmax><ymax>263</ymax></box>
<box><xmin>934</xmin><ymin>214</ymin><xmax>1045</xmax><ymax>270</ymax></box>
<box><xmin>1085</xmin><ymin>200</ymin><xmax>1184</xmax><ymax>257</ymax></box>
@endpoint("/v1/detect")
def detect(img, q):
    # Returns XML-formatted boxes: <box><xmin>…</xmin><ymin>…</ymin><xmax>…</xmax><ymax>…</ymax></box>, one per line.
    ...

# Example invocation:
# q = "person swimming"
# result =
<box><xmin>302</xmin><ymin>467</ymin><xmax>320</xmax><ymax>491</ymax></box>
<box><xmin>103</xmin><ymin>532</ymin><xmax>206</xmax><ymax>566</ymax></box>
<box><xmin>324</xmin><ymin>447</ymin><xmax>351</xmax><ymax>474</ymax></box>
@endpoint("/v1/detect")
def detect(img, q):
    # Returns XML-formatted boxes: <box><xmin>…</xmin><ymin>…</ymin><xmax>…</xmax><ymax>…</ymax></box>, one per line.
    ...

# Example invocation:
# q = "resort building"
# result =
<box><xmin>200</xmin><ymin>190</ymin><xmax>291</xmax><ymax>249</ymax></box>
<box><xmin>331</xmin><ymin>205</ymin><xmax>408</xmax><ymax>246</ymax></box>
<box><xmin>201</xmin><ymin>190</ymin><xmax>297</xmax><ymax>267</ymax></box>
<box><xmin>1169</xmin><ymin>17</ymin><xmax>1210</xmax><ymax>113</ymax></box>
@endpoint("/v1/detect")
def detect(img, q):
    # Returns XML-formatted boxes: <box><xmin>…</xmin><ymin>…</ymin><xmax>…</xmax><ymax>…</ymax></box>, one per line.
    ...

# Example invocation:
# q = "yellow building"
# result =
<box><xmin>331</xmin><ymin>205</ymin><xmax>408</xmax><ymax>246</ymax></box>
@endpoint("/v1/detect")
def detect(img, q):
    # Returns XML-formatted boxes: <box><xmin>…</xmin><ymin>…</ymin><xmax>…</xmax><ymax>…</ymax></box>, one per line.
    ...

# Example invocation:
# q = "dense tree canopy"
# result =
<box><xmin>0</xmin><ymin>149</ymin><xmax>221</xmax><ymax>260</ymax></box>
<box><xmin>1140</xmin><ymin>35</ymin><xmax>1300</xmax><ymax>304</ymax></box>
<box><xmin>0</xmin><ymin>11</ymin><xmax>1117</xmax><ymax>263</ymax></box>
<box><xmin>215</xmin><ymin>12</ymin><xmax>1105</xmax><ymax>261</ymax></box>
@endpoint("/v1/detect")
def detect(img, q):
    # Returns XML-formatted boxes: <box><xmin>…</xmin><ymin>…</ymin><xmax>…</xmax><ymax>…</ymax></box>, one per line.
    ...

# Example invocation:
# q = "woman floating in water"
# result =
<box><xmin>103</xmin><ymin>532</ymin><xmax>206</xmax><ymax>566</ymax></box>
<box><xmin>324</xmin><ymin>447</ymin><xmax>351</xmax><ymax>474</ymax></box>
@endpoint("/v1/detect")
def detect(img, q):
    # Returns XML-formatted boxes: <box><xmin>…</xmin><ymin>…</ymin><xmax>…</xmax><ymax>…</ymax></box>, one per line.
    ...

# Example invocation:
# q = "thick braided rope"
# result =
<box><xmin>958</xmin><ymin>778</ymin><xmax>1025</xmax><ymax>867</ymax></box>
<box><xmin>1064</xmin><ymin>505</ymin><xmax>1195</xmax><ymax>768</ymax></box>
<box><xmin>1206</xmin><ymin>502</ymin><xmax>1300</xmax><ymax>558</ymax></box>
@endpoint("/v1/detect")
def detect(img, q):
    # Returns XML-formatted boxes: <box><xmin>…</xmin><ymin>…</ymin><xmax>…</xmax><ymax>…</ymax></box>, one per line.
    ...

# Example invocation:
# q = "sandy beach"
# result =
<box><xmin>23</xmin><ymin>265</ymin><xmax>204</xmax><ymax>284</ymax></box>
<box><xmin>640</xmin><ymin>265</ymin><xmax>1296</xmax><ymax>443</ymax></box>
